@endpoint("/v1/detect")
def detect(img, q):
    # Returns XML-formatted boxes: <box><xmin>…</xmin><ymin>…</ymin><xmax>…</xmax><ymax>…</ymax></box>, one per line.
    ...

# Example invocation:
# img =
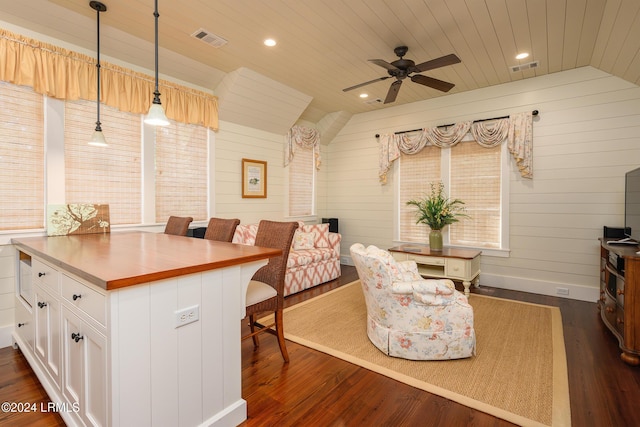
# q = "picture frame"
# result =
<box><xmin>242</xmin><ymin>158</ymin><xmax>267</xmax><ymax>198</ymax></box>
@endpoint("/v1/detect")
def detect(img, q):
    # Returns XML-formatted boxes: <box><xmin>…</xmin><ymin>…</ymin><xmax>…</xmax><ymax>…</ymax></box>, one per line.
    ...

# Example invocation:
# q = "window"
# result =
<box><xmin>399</xmin><ymin>140</ymin><xmax>503</xmax><ymax>249</ymax></box>
<box><xmin>0</xmin><ymin>82</ymin><xmax>44</xmax><ymax>230</ymax></box>
<box><xmin>288</xmin><ymin>145</ymin><xmax>314</xmax><ymax>217</ymax></box>
<box><xmin>65</xmin><ymin>100</ymin><xmax>142</xmax><ymax>225</ymax></box>
<box><xmin>399</xmin><ymin>148</ymin><xmax>440</xmax><ymax>242</ymax></box>
<box><xmin>155</xmin><ymin>121</ymin><xmax>208</xmax><ymax>222</ymax></box>
<box><xmin>450</xmin><ymin>141</ymin><xmax>501</xmax><ymax>248</ymax></box>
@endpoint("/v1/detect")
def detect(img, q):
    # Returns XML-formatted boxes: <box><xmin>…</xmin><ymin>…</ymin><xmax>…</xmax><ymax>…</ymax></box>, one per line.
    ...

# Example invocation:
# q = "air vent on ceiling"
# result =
<box><xmin>510</xmin><ymin>61</ymin><xmax>539</xmax><ymax>73</ymax></box>
<box><xmin>190</xmin><ymin>28</ymin><xmax>228</xmax><ymax>48</ymax></box>
<box><xmin>365</xmin><ymin>98</ymin><xmax>383</xmax><ymax>105</ymax></box>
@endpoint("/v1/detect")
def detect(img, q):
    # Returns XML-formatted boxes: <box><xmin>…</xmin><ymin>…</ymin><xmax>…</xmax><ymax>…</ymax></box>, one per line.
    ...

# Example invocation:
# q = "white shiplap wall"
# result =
<box><xmin>326</xmin><ymin>66</ymin><xmax>640</xmax><ymax>301</ymax></box>
<box><xmin>212</xmin><ymin>120</ymin><xmax>289</xmax><ymax>224</ymax></box>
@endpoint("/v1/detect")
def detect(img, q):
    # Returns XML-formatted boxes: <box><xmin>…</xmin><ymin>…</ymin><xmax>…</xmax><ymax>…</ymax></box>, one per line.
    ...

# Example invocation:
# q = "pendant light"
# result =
<box><xmin>144</xmin><ymin>0</ymin><xmax>170</xmax><ymax>126</ymax></box>
<box><xmin>88</xmin><ymin>1</ymin><xmax>108</xmax><ymax>147</ymax></box>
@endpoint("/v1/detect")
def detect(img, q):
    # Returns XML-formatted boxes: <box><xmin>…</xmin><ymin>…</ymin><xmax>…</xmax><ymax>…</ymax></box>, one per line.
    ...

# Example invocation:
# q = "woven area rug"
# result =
<box><xmin>278</xmin><ymin>281</ymin><xmax>571</xmax><ymax>427</ymax></box>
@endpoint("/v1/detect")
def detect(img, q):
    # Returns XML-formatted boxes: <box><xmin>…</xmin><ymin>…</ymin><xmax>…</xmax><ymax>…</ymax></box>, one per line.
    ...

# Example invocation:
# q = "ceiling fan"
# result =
<box><xmin>343</xmin><ymin>46</ymin><xmax>461</xmax><ymax>104</ymax></box>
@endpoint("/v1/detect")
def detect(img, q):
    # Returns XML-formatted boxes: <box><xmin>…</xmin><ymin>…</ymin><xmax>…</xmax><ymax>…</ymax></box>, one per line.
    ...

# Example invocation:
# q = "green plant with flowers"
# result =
<box><xmin>406</xmin><ymin>181</ymin><xmax>469</xmax><ymax>230</ymax></box>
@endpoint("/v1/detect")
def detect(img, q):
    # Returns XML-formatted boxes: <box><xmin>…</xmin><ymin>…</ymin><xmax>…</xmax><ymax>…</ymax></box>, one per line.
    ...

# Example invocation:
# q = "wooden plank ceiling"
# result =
<box><xmin>0</xmin><ymin>0</ymin><xmax>638</xmax><ymax>126</ymax></box>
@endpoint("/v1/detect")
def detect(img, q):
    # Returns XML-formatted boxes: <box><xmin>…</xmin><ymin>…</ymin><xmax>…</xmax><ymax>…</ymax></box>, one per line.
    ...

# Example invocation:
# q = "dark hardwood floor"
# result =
<box><xmin>2</xmin><ymin>265</ymin><xmax>640</xmax><ymax>426</ymax></box>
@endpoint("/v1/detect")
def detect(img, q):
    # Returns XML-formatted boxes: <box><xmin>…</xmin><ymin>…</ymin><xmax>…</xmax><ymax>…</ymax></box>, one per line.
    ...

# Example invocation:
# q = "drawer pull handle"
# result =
<box><xmin>17</xmin><ymin>323</ymin><xmax>25</xmax><ymax>328</ymax></box>
<box><xmin>38</xmin><ymin>272</ymin><xmax>46</xmax><ymax>277</ymax></box>
<box><xmin>71</xmin><ymin>333</ymin><xmax>84</xmax><ymax>343</ymax></box>
<box><xmin>37</xmin><ymin>301</ymin><xmax>47</xmax><ymax>309</ymax></box>
<box><xmin>617</xmin><ymin>289</ymin><xmax>625</xmax><ymax>296</ymax></box>
<box><xmin>72</xmin><ymin>294</ymin><xmax>82</xmax><ymax>301</ymax></box>
<box><xmin>606</xmin><ymin>306</ymin><xmax>614</xmax><ymax>313</ymax></box>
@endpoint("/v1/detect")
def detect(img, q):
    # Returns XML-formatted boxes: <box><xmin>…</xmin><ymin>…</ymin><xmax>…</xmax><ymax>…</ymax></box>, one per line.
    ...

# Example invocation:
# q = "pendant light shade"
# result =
<box><xmin>144</xmin><ymin>0</ymin><xmax>170</xmax><ymax>126</ymax></box>
<box><xmin>89</xmin><ymin>1</ymin><xmax>108</xmax><ymax>147</ymax></box>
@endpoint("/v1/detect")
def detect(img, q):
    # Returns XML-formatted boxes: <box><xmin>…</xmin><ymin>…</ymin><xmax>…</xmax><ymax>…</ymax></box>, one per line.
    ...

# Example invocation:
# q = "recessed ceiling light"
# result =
<box><xmin>516</xmin><ymin>52</ymin><xmax>529</xmax><ymax>60</ymax></box>
<box><xmin>264</xmin><ymin>38</ymin><xmax>276</xmax><ymax>47</ymax></box>
<box><xmin>359</xmin><ymin>93</ymin><xmax>368</xmax><ymax>98</ymax></box>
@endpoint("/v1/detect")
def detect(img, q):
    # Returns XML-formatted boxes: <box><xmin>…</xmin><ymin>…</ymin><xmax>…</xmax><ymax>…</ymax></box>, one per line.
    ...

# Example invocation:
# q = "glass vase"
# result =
<box><xmin>429</xmin><ymin>229</ymin><xmax>443</xmax><ymax>251</ymax></box>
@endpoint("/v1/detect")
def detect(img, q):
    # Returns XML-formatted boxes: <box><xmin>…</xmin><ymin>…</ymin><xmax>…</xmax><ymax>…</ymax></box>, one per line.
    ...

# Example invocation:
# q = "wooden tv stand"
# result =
<box><xmin>599</xmin><ymin>238</ymin><xmax>640</xmax><ymax>366</ymax></box>
<box><xmin>388</xmin><ymin>245</ymin><xmax>481</xmax><ymax>297</ymax></box>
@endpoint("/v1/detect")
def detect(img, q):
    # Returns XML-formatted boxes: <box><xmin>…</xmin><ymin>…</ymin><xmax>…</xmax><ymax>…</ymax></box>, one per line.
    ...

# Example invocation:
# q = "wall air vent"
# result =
<box><xmin>190</xmin><ymin>28</ymin><xmax>228</xmax><ymax>48</ymax></box>
<box><xmin>510</xmin><ymin>61</ymin><xmax>539</xmax><ymax>73</ymax></box>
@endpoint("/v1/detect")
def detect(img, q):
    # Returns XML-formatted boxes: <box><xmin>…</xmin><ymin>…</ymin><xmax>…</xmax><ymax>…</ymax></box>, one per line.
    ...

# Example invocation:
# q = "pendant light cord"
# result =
<box><xmin>152</xmin><ymin>0</ymin><xmax>161</xmax><ymax>105</ymax></box>
<box><xmin>95</xmin><ymin>3</ymin><xmax>102</xmax><ymax>131</ymax></box>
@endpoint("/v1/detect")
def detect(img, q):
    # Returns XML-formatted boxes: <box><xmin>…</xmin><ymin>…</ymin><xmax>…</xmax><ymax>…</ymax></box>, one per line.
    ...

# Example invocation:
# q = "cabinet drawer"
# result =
<box><xmin>32</xmin><ymin>259</ymin><xmax>59</xmax><ymax>292</ymax></box>
<box><xmin>408</xmin><ymin>254</ymin><xmax>445</xmax><ymax>266</ymax></box>
<box><xmin>446</xmin><ymin>258</ymin><xmax>468</xmax><ymax>279</ymax></box>
<box><xmin>61</xmin><ymin>275</ymin><xmax>106</xmax><ymax>326</ymax></box>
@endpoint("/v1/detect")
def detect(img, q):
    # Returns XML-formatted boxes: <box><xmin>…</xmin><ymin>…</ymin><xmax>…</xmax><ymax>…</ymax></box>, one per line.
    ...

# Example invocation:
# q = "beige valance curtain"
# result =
<box><xmin>0</xmin><ymin>28</ymin><xmax>219</xmax><ymax>130</ymax></box>
<box><xmin>378</xmin><ymin>111</ymin><xmax>533</xmax><ymax>183</ymax></box>
<box><xmin>285</xmin><ymin>125</ymin><xmax>321</xmax><ymax>169</ymax></box>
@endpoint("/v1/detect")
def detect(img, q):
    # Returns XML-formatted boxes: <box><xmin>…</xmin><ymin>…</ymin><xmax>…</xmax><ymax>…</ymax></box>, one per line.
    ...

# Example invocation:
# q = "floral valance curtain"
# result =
<box><xmin>0</xmin><ymin>28</ymin><xmax>219</xmax><ymax>130</ymax></box>
<box><xmin>378</xmin><ymin>111</ymin><xmax>533</xmax><ymax>183</ymax></box>
<box><xmin>285</xmin><ymin>125</ymin><xmax>321</xmax><ymax>169</ymax></box>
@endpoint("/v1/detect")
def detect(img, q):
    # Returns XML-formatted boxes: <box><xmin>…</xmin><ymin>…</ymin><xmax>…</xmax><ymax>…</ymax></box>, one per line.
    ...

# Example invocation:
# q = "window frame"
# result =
<box><xmin>1</xmin><ymin>93</ymin><xmax>211</xmax><ymax>235</ymax></box>
<box><xmin>394</xmin><ymin>141</ymin><xmax>511</xmax><ymax>258</ymax></box>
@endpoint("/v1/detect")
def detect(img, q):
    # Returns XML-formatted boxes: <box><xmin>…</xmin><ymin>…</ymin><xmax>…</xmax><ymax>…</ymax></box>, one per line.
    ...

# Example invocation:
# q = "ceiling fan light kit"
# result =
<box><xmin>343</xmin><ymin>46</ymin><xmax>460</xmax><ymax>104</ymax></box>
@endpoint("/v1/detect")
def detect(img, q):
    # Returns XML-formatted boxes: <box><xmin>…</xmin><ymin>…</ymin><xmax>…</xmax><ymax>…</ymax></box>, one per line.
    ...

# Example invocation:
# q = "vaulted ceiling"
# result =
<box><xmin>1</xmin><ymin>0</ymin><xmax>639</xmax><ymax>131</ymax></box>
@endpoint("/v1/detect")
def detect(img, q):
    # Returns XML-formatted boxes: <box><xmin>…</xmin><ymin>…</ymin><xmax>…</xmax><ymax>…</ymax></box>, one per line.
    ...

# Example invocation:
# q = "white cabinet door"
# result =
<box><xmin>33</xmin><ymin>285</ymin><xmax>61</xmax><ymax>388</ymax></box>
<box><xmin>62</xmin><ymin>307</ymin><xmax>107</xmax><ymax>427</ymax></box>
<box><xmin>15</xmin><ymin>295</ymin><xmax>34</xmax><ymax>351</ymax></box>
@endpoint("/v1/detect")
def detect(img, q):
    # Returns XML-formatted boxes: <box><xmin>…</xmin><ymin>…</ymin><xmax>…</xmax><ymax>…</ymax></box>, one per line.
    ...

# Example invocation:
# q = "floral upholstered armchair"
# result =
<box><xmin>350</xmin><ymin>243</ymin><xmax>476</xmax><ymax>360</ymax></box>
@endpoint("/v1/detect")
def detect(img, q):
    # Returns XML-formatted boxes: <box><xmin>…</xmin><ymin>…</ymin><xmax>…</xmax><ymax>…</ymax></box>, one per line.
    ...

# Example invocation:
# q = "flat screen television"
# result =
<box><xmin>625</xmin><ymin>166</ymin><xmax>640</xmax><ymax>243</ymax></box>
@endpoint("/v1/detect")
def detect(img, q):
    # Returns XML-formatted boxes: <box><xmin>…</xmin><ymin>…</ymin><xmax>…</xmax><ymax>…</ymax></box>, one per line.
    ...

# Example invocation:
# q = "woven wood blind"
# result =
<box><xmin>399</xmin><ymin>148</ymin><xmax>441</xmax><ymax>242</ymax></box>
<box><xmin>399</xmin><ymin>141</ymin><xmax>501</xmax><ymax>248</ymax></box>
<box><xmin>64</xmin><ymin>99</ymin><xmax>142</xmax><ymax>225</ymax></box>
<box><xmin>155</xmin><ymin>122</ymin><xmax>207</xmax><ymax>222</ymax></box>
<box><xmin>289</xmin><ymin>145</ymin><xmax>313</xmax><ymax>216</ymax></box>
<box><xmin>0</xmin><ymin>82</ymin><xmax>44</xmax><ymax>230</ymax></box>
<box><xmin>450</xmin><ymin>141</ymin><xmax>501</xmax><ymax>248</ymax></box>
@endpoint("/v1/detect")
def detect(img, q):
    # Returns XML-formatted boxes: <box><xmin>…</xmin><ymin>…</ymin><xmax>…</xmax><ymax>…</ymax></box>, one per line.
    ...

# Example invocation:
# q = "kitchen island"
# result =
<box><xmin>12</xmin><ymin>231</ymin><xmax>280</xmax><ymax>427</ymax></box>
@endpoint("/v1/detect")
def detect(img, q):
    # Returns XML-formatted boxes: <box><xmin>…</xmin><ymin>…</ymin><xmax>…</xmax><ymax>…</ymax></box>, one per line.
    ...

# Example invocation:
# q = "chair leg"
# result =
<box><xmin>249</xmin><ymin>314</ymin><xmax>259</xmax><ymax>347</ymax></box>
<box><xmin>275</xmin><ymin>309</ymin><xmax>289</xmax><ymax>363</ymax></box>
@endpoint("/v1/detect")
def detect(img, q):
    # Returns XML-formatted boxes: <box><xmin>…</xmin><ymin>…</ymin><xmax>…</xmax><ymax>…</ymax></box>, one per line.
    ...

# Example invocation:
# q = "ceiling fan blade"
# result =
<box><xmin>411</xmin><ymin>74</ymin><xmax>455</xmax><ymax>92</ymax></box>
<box><xmin>413</xmin><ymin>53</ymin><xmax>461</xmax><ymax>73</ymax></box>
<box><xmin>369</xmin><ymin>59</ymin><xmax>399</xmax><ymax>72</ymax></box>
<box><xmin>384</xmin><ymin>80</ymin><xmax>402</xmax><ymax>104</ymax></box>
<box><xmin>343</xmin><ymin>76</ymin><xmax>391</xmax><ymax>92</ymax></box>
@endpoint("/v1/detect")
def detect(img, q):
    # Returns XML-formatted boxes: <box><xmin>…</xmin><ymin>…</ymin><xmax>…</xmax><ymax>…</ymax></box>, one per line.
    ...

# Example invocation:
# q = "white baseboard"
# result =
<box><xmin>479</xmin><ymin>273</ymin><xmax>599</xmax><ymax>302</ymax></box>
<box><xmin>341</xmin><ymin>255</ymin><xmax>599</xmax><ymax>302</ymax></box>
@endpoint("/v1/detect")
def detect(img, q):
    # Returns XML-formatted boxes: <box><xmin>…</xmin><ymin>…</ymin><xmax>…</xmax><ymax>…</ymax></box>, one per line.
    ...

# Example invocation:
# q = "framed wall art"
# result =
<box><xmin>242</xmin><ymin>158</ymin><xmax>267</xmax><ymax>198</ymax></box>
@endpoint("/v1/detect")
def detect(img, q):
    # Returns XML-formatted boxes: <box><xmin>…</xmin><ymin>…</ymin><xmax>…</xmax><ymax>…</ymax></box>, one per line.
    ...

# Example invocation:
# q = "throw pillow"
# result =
<box><xmin>293</xmin><ymin>231</ymin><xmax>315</xmax><ymax>250</ymax></box>
<box><xmin>301</xmin><ymin>223</ymin><xmax>330</xmax><ymax>248</ymax></box>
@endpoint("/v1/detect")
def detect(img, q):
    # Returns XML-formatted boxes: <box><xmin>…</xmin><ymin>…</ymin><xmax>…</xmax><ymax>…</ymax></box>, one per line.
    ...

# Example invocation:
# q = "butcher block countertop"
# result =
<box><xmin>12</xmin><ymin>231</ymin><xmax>281</xmax><ymax>290</ymax></box>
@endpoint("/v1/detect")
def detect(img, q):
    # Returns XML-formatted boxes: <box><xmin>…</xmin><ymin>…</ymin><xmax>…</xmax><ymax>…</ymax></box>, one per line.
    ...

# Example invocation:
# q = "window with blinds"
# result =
<box><xmin>450</xmin><ymin>141</ymin><xmax>501</xmax><ymax>248</ymax></box>
<box><xmin>0</xmin><ymin>82</ymin><xmax>45</xmax><ymax>230</ymax></box>
<box><xmin>155</xmin><ymin>122</ymin><xmax>208</xmax><ymax>222</ymax></box>
<box><xmin>288</xmin><ymin>146</ymin><xmax>314</xmax><ymax>217</ymax></box>
<box><xmin>399</xmin><ymin>148</ymin><xmax>441</xmax><ymax>242</ymax></box>
<box><xmin>399</xmin><ymin>141</ymin><xmax>501</xmax><ymax>249</ymax></box>
<box><xmin>65</xmin><ymin>99</ymin><xmax>142</xmax><ymax>225</ymax></box>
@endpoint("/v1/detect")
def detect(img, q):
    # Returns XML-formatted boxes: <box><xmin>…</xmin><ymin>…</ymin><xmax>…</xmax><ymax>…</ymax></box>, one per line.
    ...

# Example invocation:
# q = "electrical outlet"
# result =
<box><xmin>556</xmin><ymin>287</ymin><xmax>569</xmax><ymax>296</ymax></box>
<box><xmin>175</xmin><ymin>305</ymin><xmax>199</xmax><ymax>328</ymax></box>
